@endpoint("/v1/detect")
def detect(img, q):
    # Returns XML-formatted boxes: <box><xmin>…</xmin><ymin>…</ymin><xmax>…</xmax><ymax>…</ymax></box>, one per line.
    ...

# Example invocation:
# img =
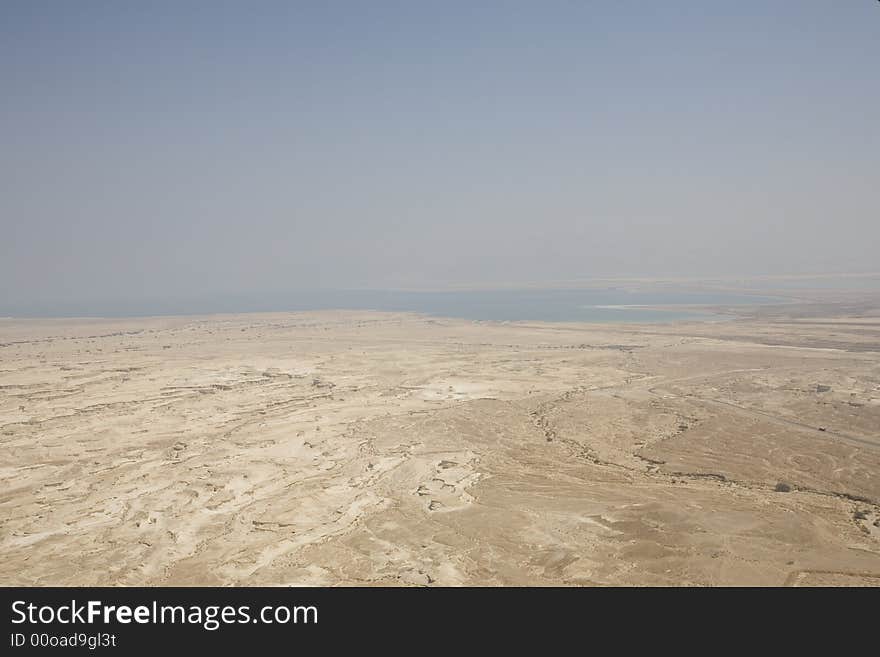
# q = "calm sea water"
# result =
<box><xmin>5</xmin><ymin>288</ymin><xmax>783</xmax><ymax>323</ymax></box>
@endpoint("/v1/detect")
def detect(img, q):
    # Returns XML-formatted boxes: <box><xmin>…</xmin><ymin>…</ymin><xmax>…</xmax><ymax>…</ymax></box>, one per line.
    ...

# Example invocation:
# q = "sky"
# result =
<box><xmin>2</xmin><ymin>1</ymin><xmax>878</xmax><ymax>314</ymax></box>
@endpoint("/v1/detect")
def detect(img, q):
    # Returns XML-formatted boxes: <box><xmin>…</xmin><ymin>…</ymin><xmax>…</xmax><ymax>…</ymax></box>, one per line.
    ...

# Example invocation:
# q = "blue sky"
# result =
<box><xmin>2</xmin><ymin>2</ymin><xmax>878</xmax><ymax>312</ymax></box>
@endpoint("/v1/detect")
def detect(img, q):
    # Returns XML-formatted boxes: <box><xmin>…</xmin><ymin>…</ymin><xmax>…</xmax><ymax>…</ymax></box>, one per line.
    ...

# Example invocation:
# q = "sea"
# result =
<box><xmin>3</xmin><ymin>288</ymin><xmax>786</xmax><ymax>323</ymax></box>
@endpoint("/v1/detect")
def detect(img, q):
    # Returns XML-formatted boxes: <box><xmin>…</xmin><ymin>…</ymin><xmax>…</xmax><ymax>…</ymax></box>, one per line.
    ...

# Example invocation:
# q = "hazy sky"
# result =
<box><xmin>2</xmin><ymin>1</ymin><xmax>878</xmax><ymax>312</ymax></box>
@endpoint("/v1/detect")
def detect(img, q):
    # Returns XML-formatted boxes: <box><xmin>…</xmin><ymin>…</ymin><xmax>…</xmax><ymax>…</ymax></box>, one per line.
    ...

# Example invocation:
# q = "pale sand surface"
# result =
<box><xmin>1</xmin><ymin>309</ymin><xmax>879</xmax><ymax>586</ymax></box>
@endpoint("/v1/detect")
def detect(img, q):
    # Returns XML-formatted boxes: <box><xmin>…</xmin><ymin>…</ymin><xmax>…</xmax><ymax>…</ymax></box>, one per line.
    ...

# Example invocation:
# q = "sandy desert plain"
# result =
<box><xmin>1</xmin><ymin>290</ymin><xmax>880</xmax><ymax>586</ymax></box>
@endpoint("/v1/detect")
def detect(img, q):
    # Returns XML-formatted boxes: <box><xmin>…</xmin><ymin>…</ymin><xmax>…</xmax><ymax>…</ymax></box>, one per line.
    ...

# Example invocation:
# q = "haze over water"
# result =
<box><xmin>1</xmin><ymin>287</ymin><xmax>785</xmax><ymax>322</ymax></box>
<box><xmin>2</xmin><ymin>2</ymin><xmax>879</xmax><ymax>318</ymax></box>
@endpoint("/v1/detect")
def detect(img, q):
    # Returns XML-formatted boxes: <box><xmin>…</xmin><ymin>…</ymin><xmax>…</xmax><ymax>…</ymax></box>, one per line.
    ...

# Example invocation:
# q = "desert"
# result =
<box><xmin>2</xmin><ymin>294</ymin><xmax>878</xmax><ymax>586</ymax></box>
